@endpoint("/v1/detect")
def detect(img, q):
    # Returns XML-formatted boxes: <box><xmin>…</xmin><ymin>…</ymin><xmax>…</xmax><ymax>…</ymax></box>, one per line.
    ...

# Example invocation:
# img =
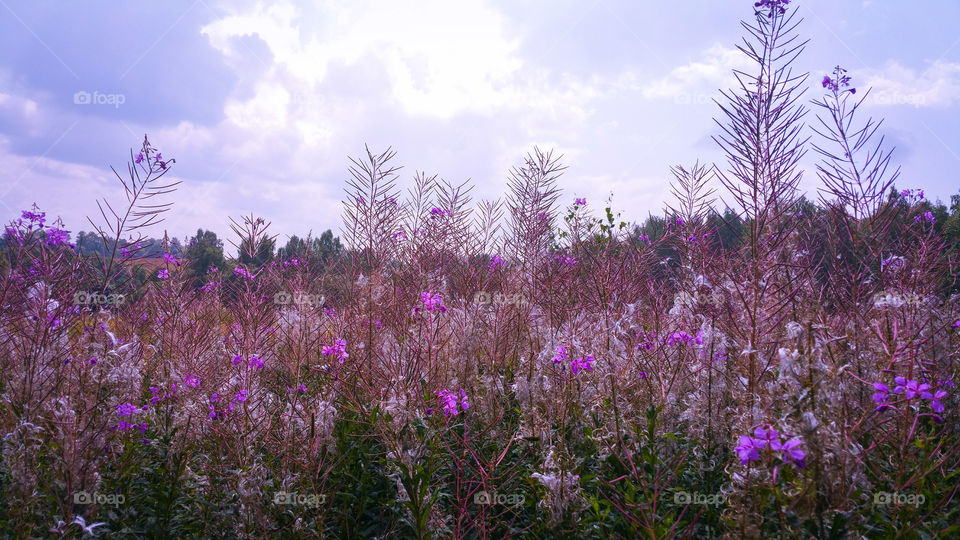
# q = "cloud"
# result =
<box><xmin>861</xmin><ymin>59</ymin><xmax>960</xmax><ymax>107</ymax></box>
<box><xmin>639</xmin><ymin>44</ymin><xmax>751</xmax><ymax>103</ymax></box>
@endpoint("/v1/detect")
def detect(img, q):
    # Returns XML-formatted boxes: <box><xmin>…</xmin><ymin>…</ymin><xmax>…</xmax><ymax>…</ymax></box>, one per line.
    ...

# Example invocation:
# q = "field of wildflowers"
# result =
<box><xmin>2</xmin><ymin>1</ymin><xmax>959</xmax><ymax>538</ymax></box>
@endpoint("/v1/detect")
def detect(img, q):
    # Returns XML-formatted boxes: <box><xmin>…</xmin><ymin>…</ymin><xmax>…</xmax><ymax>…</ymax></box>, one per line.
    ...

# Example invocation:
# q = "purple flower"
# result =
<box><xmin>914</xmin><ymin>211</ymin><xmax>935</xmax><ymax>224</ymax></box>
<box><xmin>894</xmin><ymin>377</ymin><xmax>930</xmax><ymax>399</ymax></box>
<box><xmin>21</xmin><ymin>205</ymin><xmax>46</xmax><ymax>227</ymax></box>
<box><xmin>157</xmin><ymin>269</ymin><xmax>169</xmax><ymax>279</ymax></box>
<box><xmin>554</xmin><ymin>254</ymin><xmax>576</xmax><ymax>267</ymax></box>
<box><xmin>321</xmin><ymin>338</ymin><xmax>349</xmax><ymax>363</ymax></box>
<box><xmin>437</xmin><ymin>388</ymin><xmax>469</xmax><ymax>416</ymax></box>
<box><xmin>753</xmin><ymin>426</ymin><xmax>780</xmax><ymax>447</ymax></box>
<box><xmin>570</xmin><ymin>355</ymin><xmax>595</xmax><ymax>375</ymax></box>
<box><xmin>930</xmin><ymin>389</ymin><xmax>948</xmax><ymax>413</ymax></box>
<box><xmin>777</xmin><ymin>438</ymin><xmax>806</xmax><ymax>468</ymax></box>
<box><xmin>489</xmin><ymin>254</ymin><xmax>505</xmax><ymax>271</ymax></box>
<box><xmin>574</xmin><ymin>197</ymin><xmax>586</xmax><ymax>206</ymax></box>
<box><xmin>952</xmin><ymin>320</ymin><xmax>960</xmax><ymax>329</ymax></box>
<box><xmin>163</xmin><ymin>253</ymin><xmax>179</xmax><ymax>266</ymax></box>
<box><xmin>234</xmin><ymin>390</ymin><xmax>248</xmax><ymax>403</ymax></box>
<box><xmin>233</xmin><ymin>267</ymin><xmax>254</xmax><ymax>280</ymax></box>
<box><xmin>45</xmin><ymin>227</ymin><xmax>70</xmax><ymax>246</ymax></box>
<box><xmin>552</xmin><ymin>345</ymin><xmax>567</xmax><ymax>365</ymax></box>
<box><xmin>184</xmin><ymin>374</ymin><xmax>200</xmax><ymax>388</ymax></box>
<box><xmin>248</xmin><ymin>355</ymin><xmax>264</xmax><ymax>370</ymax></box>
<box><xmin>872</xmin><ymin>382</ymin><xmax>891</xmax><ymax>405</ymax></box>
<box><xmin>734</xmin><ymin>435</ymin><xmax>762</xmax><ymax>465</ymax></box>
<box><xmin>419</xmin><ymin>292</ymin><xmax>447</xmax><ymax>313</ymax></box>
<box><xmin>429</xmin><ymin>207</ymin><xmax>450</xmax><ymax>218</ymax></box>
<box><xmin>667</xmin><ymin>331</ymin><xmax>699</xmax><ymax>347</ymax></box>
<box><xmin>116</xmin><ymin>403</ymin><xmax>139</xmax><ymax>417</ymax></box>
<box><xmin>135</xmin><ymin>152</ymin><xmax>144</xmax><ymax>164</ymax></box>
<box><xmin>754</xmin><ymin>0</ymin><xmax>790</xmax><ymax>15</ymax></box>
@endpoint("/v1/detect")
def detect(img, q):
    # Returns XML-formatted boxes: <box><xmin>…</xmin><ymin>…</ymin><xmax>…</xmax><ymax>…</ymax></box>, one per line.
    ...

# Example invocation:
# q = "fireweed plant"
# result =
<box><xmin>2</xmin><ymin>2</ymin><xmax>960</xmax><ymax>539</ymax></box>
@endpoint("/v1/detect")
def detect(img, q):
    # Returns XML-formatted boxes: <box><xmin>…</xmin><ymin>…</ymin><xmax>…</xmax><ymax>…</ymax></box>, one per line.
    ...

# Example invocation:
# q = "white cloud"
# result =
<box><xmin>861</xmin><ymin>59</ymin><xmax>960</xmax><ymax>107</ymax></box>
<box><xmin>639</xmin><ymin>45</ymin><xmax>751</xmax><ymax>102</ymax></box>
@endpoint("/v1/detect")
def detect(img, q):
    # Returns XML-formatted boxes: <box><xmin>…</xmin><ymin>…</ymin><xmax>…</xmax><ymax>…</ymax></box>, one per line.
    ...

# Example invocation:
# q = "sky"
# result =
<box><xmin>1</xmin><ymin>0</ymin><xmax>958</xmax><ymax>248</ymax></box>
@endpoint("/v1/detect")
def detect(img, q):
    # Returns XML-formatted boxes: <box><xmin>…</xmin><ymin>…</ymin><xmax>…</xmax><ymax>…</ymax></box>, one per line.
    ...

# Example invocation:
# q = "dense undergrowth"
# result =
<box><xmin>2</xmin><ymin>0</ymin><xmax>959</xmax><ymax>538</ymax></box>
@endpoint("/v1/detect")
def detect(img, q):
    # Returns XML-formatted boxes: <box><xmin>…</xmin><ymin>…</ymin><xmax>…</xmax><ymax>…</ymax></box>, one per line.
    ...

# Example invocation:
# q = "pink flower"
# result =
<box><xmin>437</xmin><ymin>388</ymin><xmax>469</xmax><ymax>416</ymax></box>
<box><xmin>321</xmin><ymin>338</ymin><xmax>349</xmax><ymax>363</ymax></box>
<box><xmin>570</xmin><ymin>355</ymin><xmax>594</xmax><ymax>375</ymax></box>
<box><xmin>418</xmin><ymin>292</ymin><xmax>447</xmax><ymax>313</ymax></box>
<box><xmin>734</xmin><ymin>435</ymin><xmax>762</xmax><ymax>465</ymax></box>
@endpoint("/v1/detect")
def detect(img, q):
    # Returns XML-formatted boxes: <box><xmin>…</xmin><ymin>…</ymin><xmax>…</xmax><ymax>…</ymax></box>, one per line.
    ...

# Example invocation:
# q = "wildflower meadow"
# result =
<box><xmin>2</xmin><ymin>1</ymin><xmax>959</xmax><ymax>538</ymax></box>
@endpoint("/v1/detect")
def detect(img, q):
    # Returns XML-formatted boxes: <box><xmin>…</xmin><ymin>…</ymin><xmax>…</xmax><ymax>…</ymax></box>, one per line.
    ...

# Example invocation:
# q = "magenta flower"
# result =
<box><xmin>116</xmin><ymin>403</ymin><xmax>139</xmax><ymax>417</ymax></box>
<box><xmin>157</xmin><ymin>269</ymin><xmax>169</xmax><ymax>279</ymax></box>
<box><xmin>776</xmin><ymin>438</ymin><xmax>806</xmax><ymax>468</ymax></box>
<box><xmin>894</xmin><ymin>377</ymin><xmax>930</xmax><ymax>399</ymax></box>
<box><xmin>872</xmin><ymin>382</ymin><xmax>891</xmax><ymax>406</ymax></box>
<box><xmin>437</xmin><ymin>388</ymin><xmax>469</xmax><ymax>416</ymax></box>
<box><xmin>45</xmin><ymin>227</ymin><xmax>70</xmax><ymax>246</ymax></box>
<box><xmin>734</xmin><ymin>435</ymin><xmax>762</xmax><ymax>465</ymax></box>
<box><xmin>163</xmin><ymin>253</ymin><xmax>179</xmax><ymax>266</ymax></box>
<box><xmin>570</xmin><ymin>355</ymin><xmax>594</xmax><ymax>375</ymax></box>
<box><xmin>913</xmin><ymin>211</ymin><xmax>935</xmax><ymax>224</ymax></box>
<box><xmin>753</xmin><ymin>426</ymin><xmax>779</xmax><ymax>447</ymax></box>
<box><xmin>554</xmin><ymin>254</ymin><xmax>576</xmax><ymax>267</ymax></box>
<box><xmin>418</xmin><ymin>292</ymin><xmax>447</xmax><ymax>313</ymax></box>
<box><xmin>321</xmin><ymin>338</ymin><xmax>349</xmax><ymax>363</ymax></box>
<box><xmin>667</xmin><ymin>331</ymin><xmax>697</xmax><ymax>347</ymax></box>
<box><xmin>553</xmin><ymin>345</ymin><xmax>568</xmax><ymax>365</ymax></box>
<box><xmin>930</xmin><ymin>389</ymin><xmax>948</xmax><ymax>413</ymax></box>
<box><xmin>233</xmin><ymin>267</ymin><xmax>254</xmax><ymax>280</ymax></box>
<box><xmin>248</xmin><ymin>355</ymin><xmax>264</xmax><ymax>370</ymax></box>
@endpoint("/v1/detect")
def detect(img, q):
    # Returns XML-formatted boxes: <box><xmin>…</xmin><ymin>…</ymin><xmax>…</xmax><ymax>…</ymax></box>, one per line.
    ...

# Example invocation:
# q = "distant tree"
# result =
<box><xmin>238</xmin><ymin>236</ymin><xmax>275</xmax><ymax>269</ymax></box>
<box><xmin>186</xmin><ymin>229</ymin><xmax>227</xmax><ymax>286</ymax></box>
<box><xmin>311</xmin><ymin>230</ymin><xmax>344</xmax><ymax>264</ymax></box>
<box><xmin>278</xmin><ymin>235</ymin><xmax>308</xmax><ymax>261</ymax></box>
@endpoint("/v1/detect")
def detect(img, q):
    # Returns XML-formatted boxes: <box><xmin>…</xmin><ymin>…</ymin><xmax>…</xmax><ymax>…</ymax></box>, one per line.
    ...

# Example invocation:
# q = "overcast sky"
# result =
<box><xmin>1</xmin><ymin>0</ymin><xmax>958</xmax><ymax>247</ymax></box>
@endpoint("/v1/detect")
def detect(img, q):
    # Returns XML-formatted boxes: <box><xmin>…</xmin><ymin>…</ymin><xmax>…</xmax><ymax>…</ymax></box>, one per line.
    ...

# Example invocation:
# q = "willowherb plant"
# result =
<box><xmin>1</xmin><ymin>3</ymin><xmax>958</xmax><ymax>538</ymax></box>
